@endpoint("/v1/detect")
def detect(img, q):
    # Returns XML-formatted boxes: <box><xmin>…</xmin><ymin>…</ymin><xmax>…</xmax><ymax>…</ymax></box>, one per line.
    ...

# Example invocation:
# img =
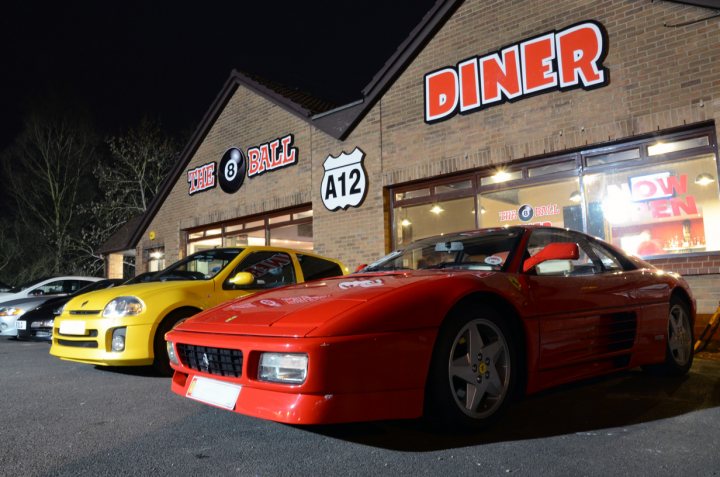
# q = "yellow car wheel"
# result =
<box><xmin>152</xmin><ymin>308</ymin><xmax>199</xmax><ymax>376</ymax></box>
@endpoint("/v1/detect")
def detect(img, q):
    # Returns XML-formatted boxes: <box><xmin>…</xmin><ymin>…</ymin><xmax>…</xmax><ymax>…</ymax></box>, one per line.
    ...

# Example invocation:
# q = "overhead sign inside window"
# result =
<box><xmin>424</xmin><ymin>21</ymin><xmax>609</xmax><ymax>124</ymax></box>
<box><xmin>320</xmin><ymin>147</ymin><xmax>368</xmax><ymax>211</ymax></box>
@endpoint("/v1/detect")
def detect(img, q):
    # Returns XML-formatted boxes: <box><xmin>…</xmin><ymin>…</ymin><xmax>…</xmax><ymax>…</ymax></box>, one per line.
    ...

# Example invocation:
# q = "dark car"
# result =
<box><xmin>16</xmin><ymin>279</ymin><xmax>123</xmax><ymax>341</ymax></box>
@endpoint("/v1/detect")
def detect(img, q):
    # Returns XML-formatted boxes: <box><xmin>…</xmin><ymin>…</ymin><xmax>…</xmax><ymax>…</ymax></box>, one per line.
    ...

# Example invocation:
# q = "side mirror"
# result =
<box><xmin>228</xmin><ymin>272</ymin><xmax>255</xmax><ymax>286</ymax></box>
<box><xmin>523</xmin><ymin>242</ymin><xmax>579</xmax><ymax>273</ymax></box>
<box><xmin>354</xmin><ymin>264</ymin><xmax>367</xmax><ymax>273</ymax></box>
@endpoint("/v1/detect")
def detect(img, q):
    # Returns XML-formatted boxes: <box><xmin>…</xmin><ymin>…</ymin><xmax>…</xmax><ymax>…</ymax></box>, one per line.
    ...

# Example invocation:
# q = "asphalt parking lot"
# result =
<box><xmin>1</xmin><ymin>338</ymin><xmax>719</xmax><ymax>477</ymax></box>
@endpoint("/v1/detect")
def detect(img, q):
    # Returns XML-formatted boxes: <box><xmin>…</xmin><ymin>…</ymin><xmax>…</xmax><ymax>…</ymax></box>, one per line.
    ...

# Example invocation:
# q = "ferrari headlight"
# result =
<box><xmin>166</xmin><ymin>341</ymin><xmax>179</xmax><ymax>366</ymax></box>
<box><xmin>102</xmin><ymin>297</ymin><xmax>144</xmax><ymax>318</ymax></box>
<box><xmin>258</xmin><ymin>353</ymin><xmax>308</xmax><ymax>384</ymax></box>
<box><xmin>0</xmin><ymin>307</ymin><xmax>26</xmax><ymax>317</ymax></box>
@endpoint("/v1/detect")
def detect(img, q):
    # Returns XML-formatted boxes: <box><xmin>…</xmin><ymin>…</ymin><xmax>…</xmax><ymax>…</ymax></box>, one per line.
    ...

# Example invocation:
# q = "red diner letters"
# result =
<box><xmin>424</xmin><ymin>21</ymin><xmax>608</xmax><ymax>123</ymax></box>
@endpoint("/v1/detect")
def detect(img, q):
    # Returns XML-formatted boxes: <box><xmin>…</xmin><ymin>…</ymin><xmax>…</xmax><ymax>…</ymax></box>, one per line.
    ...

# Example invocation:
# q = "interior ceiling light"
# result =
<box><xmin>400</xmin><ymin>218</ymin><xmax>412</xmax><ymax>227</ymax></box>
<box><xmin>430</xmin><ymin>205</ymin><xmax>445</xmax><ymax>215</ymax></box>
<box><xmin>569</xmin><ymin>191</ymin><xmax>582</xmax><ymax>203</ymax></box>
<box><xmin>492</xmin><ymin>170</ymin><xmax>511</xmax><ymax>183</ymax></box>
<box><xmin>695</xmin><ymin>172</ymin><xmax>715</xmax><ymax>186</ymax></box>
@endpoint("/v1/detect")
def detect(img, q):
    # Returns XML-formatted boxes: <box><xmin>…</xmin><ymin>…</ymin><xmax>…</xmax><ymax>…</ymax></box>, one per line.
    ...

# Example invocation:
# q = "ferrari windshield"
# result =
<box><xmin>362</xmin><ymin>228</ymin><xmax>523</xmax><ymax>272</ymax></box>
<box><xmin>152</xmin><ymin>249</ymin><xmax>243</xmax><ymax>281</ymax></box>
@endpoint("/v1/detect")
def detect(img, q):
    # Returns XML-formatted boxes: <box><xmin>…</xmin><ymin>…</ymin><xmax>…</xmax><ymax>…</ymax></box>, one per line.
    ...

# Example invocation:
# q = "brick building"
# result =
<box><xmin>103</xmin><ymin>0</ymin><xmax>720</xmax><ymax>326</ymax></box>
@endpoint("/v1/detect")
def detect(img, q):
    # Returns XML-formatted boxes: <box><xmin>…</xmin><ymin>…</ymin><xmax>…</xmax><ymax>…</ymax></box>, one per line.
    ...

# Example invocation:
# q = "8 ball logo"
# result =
<box><xmin>518</xmin><ymin>204</ymin><xmax>534</xmax><ymax>222</ymax></box>
<box><xmin>219</xmin><ymin>148</ymin><xmax>247</xmax><ymax>194</ymax></box>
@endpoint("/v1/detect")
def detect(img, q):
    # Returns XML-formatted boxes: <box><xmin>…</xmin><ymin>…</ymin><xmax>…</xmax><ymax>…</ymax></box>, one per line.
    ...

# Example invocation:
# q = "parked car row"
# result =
<box><xmin>10</xmin><ymin>226</ymin><xmax>697</xmax><ymax>429</ymax></box>
<box><xmin>16</xmin><ymin>279</ymin><xmax>124</xmax><ymax>341</ymax></box>
<box><xmin>50</xmin><ymin>247</ymin><xmax>347</xmax><ymax>375</ymax></box>
<box><xmin>0</xmin><ymin>276</ymin><xmax>103</xmax><ymax>337</ymax></box>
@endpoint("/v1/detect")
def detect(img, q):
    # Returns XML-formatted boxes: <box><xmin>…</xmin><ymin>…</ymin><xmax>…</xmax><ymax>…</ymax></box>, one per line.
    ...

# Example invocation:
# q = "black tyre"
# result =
<box><xmin>425</xmin><ymin>304</ymin><xmax>520</xmax><ymax>429</ymax></box>
<box><xmin>643</xmin><ymin>297</ymin><xmax>694</xmax><ymax>376</ymax></box>
<box><xmin>152</xmin><ymin>310</ymin><xmax>196</xmax><ymax>376</ymax></box>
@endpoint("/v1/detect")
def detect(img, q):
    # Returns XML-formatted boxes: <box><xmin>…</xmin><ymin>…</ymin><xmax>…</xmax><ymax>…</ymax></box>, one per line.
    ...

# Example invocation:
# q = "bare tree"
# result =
<box><xmin>77</xmin><ymin>118</ymin><xmax>179</xmax><ymax>273</ymax></box>
<box><xmin>1</xmin><ymin>112</ymin><xmax>96</xmax><ymax>275</ymax></box>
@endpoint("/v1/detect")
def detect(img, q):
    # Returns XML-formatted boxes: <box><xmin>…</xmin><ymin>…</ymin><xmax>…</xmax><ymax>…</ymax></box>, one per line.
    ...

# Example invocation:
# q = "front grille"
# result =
<box><xmin>57</xmin><ymin>330</ymin><xmax>98</xmax><ymax>338</ymax></box>
<box><xmin>177</xmin><ymin>344</ymin><xmax>243</xmax><ymax>378</ymax></box>
<box><xmin>57</xmin><ymin>339</ymin><xmax>98</xmax><ymax>348</ymax></box>
<box><xmin>70</xmin><ymin>310</ymin><xmax>101</xmax><ymax>315</ymax></box>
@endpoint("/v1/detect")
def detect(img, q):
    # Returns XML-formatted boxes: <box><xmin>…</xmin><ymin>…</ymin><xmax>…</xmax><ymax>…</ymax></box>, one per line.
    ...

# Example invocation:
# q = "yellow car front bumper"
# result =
<box><xmin>50</xmin><ymin>315</ymin><xmax>156</xmax><ymax>367</ymax></box>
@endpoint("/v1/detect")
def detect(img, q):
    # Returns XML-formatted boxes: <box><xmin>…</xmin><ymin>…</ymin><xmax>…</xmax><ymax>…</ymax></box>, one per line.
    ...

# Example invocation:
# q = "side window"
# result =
<box><xmin>526</xmin><ymin>229</ymin><xmax>599</xmax><ymax>276</ymax></box>
<box><xmin>33</xmin><ymin>280</ymin><xmax>67</xmax><ymax>296</ymax></box>
<box><xmin>588</xmin><ymin>242</ymin><xmax>626</xmax><ymax>272</ymax></box>
<box><xmin>225</xmin><ymin>252</ymin><xmax>295</xmax><ymax>290</ymax></box>
<box><xmin>63</xmin><ymin>280</ymin><xmax>91</xmax><ymax>294</ymax></box>
<box><xmin>297</xmin><ymin>255</ymin><xmax>342</xmax><ymax>281</ymax></box>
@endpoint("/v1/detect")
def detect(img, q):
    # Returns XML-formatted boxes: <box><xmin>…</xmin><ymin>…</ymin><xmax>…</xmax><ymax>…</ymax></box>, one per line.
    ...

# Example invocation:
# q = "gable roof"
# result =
<box><xmin>107</xmin><ymin>0</ymin><xmax>462</xmax><ymax>255</ymax></box>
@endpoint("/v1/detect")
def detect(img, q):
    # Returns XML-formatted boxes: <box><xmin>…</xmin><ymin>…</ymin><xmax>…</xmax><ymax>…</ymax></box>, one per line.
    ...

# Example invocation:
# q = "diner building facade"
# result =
<box><xmin>108</xmin><ymin>0</ymin><xmax>720</xmax><ymax>326</ymax></box>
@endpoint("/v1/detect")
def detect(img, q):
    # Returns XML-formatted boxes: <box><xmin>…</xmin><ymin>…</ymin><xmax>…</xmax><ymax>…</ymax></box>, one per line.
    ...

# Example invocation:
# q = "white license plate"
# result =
<box><xmin>16</xmin><ymin>320</ymin><xmax>26</xmax><ymax>330</ymax></box>
<box><xmin>59</xmin><ymin>320</ymin><xmax>86</xmax><ymax>335</ymax></box>
<box><xmin>186</xmin><ymin>376</ymin><xmax>241</xmax><ymax>410</ymax></box>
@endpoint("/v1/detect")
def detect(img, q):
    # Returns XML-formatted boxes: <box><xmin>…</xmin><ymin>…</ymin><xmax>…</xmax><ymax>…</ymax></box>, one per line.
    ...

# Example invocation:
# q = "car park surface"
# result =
<box><xmin>1</xmin><ymin>338</ymin><xmax>719</xmax><ymax>476</ymax></box>
<box><xmin>167</xmin><ymin>226</ymin><xmax>696</xmax><ymax>427</ymax></box>
<box><xmin>51</xmin><ymin>247</ymin><xmax>345</xmax><ymax>374</ymax></box>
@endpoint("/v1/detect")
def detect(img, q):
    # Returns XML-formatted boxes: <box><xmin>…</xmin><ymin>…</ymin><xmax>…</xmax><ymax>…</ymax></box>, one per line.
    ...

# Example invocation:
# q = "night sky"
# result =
<box><xmin>0</xmin><ymin>0</ymin><xmax>437</xmax><ymax>148</ymax></box>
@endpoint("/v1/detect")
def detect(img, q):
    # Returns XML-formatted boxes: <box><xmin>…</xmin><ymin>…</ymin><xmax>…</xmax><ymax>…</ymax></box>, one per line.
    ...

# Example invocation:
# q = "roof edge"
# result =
<box><xmin>313</xmin><ymin>0</ymin><xmax>464</xmax><ymax>140</ymax></box>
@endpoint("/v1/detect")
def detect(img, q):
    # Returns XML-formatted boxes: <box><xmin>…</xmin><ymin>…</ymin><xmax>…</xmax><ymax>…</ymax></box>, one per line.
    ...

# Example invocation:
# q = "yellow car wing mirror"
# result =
<box><xmin>228</xmin><ymin>272</ymin><xmax>255</xmax><ymax>286</ymax></box>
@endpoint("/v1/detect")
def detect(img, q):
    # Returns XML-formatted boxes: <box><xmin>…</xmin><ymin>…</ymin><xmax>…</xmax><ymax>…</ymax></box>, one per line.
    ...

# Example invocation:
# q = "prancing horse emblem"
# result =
<box><xmin>201</xmin><ymin>353</ymin><xmax>210</xmax><ymax>371</ymax></box>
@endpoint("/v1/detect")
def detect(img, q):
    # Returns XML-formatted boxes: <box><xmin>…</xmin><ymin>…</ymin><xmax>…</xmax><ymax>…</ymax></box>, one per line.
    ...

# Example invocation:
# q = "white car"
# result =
<box><xmin>0</xmin><ymin>276</ymin><xmax>102</xmax><ymax>336</ymax></box>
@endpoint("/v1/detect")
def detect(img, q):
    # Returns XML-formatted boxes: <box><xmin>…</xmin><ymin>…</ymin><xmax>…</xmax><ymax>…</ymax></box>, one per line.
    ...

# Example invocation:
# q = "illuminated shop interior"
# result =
<box><xmin>392</xmin><ymin>126</ymin><xmax>719</xmax><ymax>259</ymax></box>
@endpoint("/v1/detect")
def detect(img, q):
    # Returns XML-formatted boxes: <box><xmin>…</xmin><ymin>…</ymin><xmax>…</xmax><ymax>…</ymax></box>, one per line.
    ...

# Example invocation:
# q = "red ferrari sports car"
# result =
<box><xmin>166</xmin><ymin>226</ymin><xmax>695</xmax><ymax>428</ymax></box>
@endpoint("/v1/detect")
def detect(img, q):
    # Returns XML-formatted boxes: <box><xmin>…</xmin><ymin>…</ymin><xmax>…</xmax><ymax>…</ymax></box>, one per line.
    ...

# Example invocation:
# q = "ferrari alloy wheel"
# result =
<box><xmin>668</xmin><ymin>301</ymin><xmax>692</xmax><ymax>368</ymax></box>
<box><xmin>643</xmin><ymin>297</ymin><xmax>693</xmax><ymax>377</ymax></box>
<box><xmin>426</xmin><ymin>305</ymin><xmax>519</xmax><ymax>429</ymax></box>
<box><xmin>448</xmin><ymin>318</ymin><xmax>511</xmax><ymax>420</ymax></box>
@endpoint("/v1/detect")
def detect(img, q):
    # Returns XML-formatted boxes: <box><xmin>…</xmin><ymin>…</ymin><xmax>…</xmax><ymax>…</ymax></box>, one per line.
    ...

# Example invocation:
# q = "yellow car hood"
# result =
<box><xmin>62</xmin><ymin>280</ymin><xmax>216</xmax><ymax>312</ymax></box>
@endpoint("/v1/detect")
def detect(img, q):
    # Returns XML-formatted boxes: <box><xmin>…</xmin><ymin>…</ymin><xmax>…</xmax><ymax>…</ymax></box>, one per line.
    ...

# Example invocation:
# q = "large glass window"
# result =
<box><xmin>185</xmin><ymin>206</ymin><xmax>313</xmax><ymax>255</ymax></box>
<box><xmin>390</xmin><ymin>126</ymin><xmax>719</xmax><ymax>260</ymax></box>
<box><xmin>583</xmin><ymin>152</ymin><xmax>718</xmax><ymax>257</ymax></box>
<box><xmin>479</xmin><ymin>178</ymin><xmax>581</xmax><ymax>229</ymax></box>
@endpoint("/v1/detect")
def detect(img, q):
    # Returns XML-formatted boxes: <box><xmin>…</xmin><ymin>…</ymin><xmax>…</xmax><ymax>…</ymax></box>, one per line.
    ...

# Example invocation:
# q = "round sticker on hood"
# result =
<box><xmin>485</xmin><ymin>256</ymin><xmax>504</xmax><ymax>266</ymax></box>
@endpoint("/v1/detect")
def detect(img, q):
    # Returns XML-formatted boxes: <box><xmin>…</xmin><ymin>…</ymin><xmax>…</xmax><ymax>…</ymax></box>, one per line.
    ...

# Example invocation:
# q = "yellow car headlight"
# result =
<box><xmin>102</xmin><ymin>297</ymin><xmax>144</xmax><ymax>318</ymax></box>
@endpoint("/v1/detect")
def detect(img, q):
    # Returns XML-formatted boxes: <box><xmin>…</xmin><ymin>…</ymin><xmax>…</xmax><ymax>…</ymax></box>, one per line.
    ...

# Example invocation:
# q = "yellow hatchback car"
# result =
<box><xmin>50</xmin><ymin>247</ymin><xmax>346</xmax><ymax>375</ymax></box>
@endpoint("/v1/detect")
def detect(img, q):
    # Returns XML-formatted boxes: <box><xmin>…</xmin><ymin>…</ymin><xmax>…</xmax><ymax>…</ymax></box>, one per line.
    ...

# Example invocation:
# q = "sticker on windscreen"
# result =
<box><xmin>485</xmin><ymin>256</ymin><xmax>504</xmax><ymax>266</ymax></box>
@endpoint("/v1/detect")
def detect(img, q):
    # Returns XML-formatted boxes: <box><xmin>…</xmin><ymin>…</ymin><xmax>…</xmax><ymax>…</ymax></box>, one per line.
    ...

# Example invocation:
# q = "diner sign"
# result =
<box><xmin>424</xmin><ymin>21</ymin><xmax>609</xmax><ymax>124</ymax></box>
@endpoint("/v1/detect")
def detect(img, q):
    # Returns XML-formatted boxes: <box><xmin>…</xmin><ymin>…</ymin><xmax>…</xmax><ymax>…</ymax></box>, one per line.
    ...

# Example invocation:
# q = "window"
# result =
<box><xmin>186</xmin><ymin>206</ymin><xmax>313</xmax><ymax>255</ymax></box>
<box><xmin>147</xmin><ymin>248</ymin><xmax>165</xmax><ymax>272</ymax></box>
<box><xmin>155</xmin><ymin>249</ymin><xmax>241</xmax><ymax>281</ymax></box>
<box><xmin>525</xmin><ymin>228</ymin><xmax>632</xmax><ymax>276</ymax></box>
<box><xmin>583</xmin><ymin>152</ymin><xmax>718</xmax><ymax>257</ymax></box>
<box><xmin>479</xmin><ymin>177</ymin><xmax>580</xmax><ymax>229</ymax></box>
<box><xmin>298</xmin><ymin>254</ymin><xmax>342</xmax><ymax>281</ymax></box>
<box><xmin>526</xmin><ymin>228</ymin><xmax>604</xmax><ymax>276</ymax></box>
<box><xmin>390</xmin><ymin>126</ymin><xmax>718</xmax><ymax>261</ymax></box>
<box><xmin>27</xmin><ymin>279</ymin><xmax>94</xmax><ymax>296</ymax></box>
<box><xmin>225</xmin><ymin>252</ymin><xmax>296</xmax><ymax>290</ymax></box>
<box><xmin>395</xmin><ymin>197</ymin><xmax>476</xmax><ymax>248</ymax></box>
